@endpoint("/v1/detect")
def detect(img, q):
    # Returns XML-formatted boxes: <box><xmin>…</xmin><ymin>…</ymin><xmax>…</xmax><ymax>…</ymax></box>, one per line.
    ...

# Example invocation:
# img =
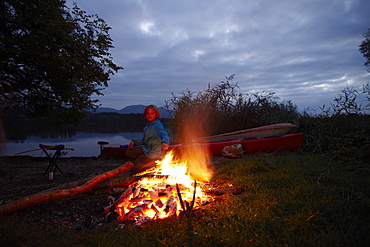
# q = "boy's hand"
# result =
<box><xmin>128</xmin><ymin>140</ymin><xmax>134</xmax><ymax>149</ymax></box>
<box><xmin>162</xmin><ymin>143</ymin><xmax>169</xmax><ymax>150</ymax></box>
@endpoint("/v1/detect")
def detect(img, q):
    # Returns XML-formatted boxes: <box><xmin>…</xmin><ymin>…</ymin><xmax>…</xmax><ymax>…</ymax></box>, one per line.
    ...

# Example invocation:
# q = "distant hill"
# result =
<box><xmin>118</xmin><ymin>105</ymin><xmax>147</xmax><ymax>114</ymax></box>
<box><xmin>95</xmin><ymin>105</ymin><xmax>172</xmax><ymax>118</ymax></box>
<box><xmin>94</xmin><ymin>107</ymin><xmax>119</xmax><ymax>113</ymax></box>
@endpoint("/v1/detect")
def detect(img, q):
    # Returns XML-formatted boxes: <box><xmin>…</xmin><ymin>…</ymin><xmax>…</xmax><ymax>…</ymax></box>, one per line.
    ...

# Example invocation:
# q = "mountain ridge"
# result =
<box><xmin>94</xmin><ymin>104</ymin><xmax>172</xmax><ymax>118</ymax></box>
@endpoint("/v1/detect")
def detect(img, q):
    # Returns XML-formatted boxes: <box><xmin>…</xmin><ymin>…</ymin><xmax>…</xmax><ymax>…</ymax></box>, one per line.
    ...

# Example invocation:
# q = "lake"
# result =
<box><xmin>1</xmin><ymin>132</ymin><xmax>143</xmax><ymax>157</ymax></box>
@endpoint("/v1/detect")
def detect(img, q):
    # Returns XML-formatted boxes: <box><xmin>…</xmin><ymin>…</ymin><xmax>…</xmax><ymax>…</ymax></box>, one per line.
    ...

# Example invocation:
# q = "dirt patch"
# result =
<box><xmin>0</xmin><ymin>155</ymin><xmax>132</xmax><ymax>230</ymax></box>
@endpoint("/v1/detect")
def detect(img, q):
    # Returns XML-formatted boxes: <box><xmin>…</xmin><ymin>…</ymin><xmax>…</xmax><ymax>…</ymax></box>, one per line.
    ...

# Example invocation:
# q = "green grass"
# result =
<box><xmin>1</xmin><ymin>152</ymin><xmax>369</xmax><ymax>246</ymax></box>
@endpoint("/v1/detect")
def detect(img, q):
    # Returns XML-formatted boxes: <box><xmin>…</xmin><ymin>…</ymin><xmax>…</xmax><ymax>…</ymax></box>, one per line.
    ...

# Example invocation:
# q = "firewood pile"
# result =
<box><xmin>100</xmin><ymin>175</ymin><xmax>244</xmax><ymax>228</ymax></box>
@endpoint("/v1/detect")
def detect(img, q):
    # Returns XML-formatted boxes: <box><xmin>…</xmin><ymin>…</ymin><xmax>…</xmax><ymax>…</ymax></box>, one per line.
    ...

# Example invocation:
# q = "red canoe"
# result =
<box><xmin>99</xmin><ymin>133</ymin><xmax>304</xmax><ymax>158</ymax></box>
<box><xmin>192</xmin><ymin>123</ymin><xmax>299</xmax><ymax>142</ymax></box>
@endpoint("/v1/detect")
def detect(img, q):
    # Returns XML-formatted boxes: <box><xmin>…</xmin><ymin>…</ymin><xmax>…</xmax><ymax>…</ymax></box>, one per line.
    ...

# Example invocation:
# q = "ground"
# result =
<box><xmin>0</xmin><ymin>155</ymin><xmax>225</xmax><ymax>231</ymax></box>
<box><xmin>0</xmin><ymin>155</ymin><xmax>134</xmax><ymax>230</ymax></box>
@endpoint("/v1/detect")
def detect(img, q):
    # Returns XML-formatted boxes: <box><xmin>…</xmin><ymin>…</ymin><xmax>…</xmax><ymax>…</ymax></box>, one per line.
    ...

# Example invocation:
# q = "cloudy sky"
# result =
<box><xmin>67</xmin><ymin>0</ymin><xmax>370</xmax><ymax>113</ymax></box>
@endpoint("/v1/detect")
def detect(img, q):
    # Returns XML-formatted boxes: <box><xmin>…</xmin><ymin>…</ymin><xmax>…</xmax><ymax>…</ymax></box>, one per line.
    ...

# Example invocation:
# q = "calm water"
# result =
<box><xmin>1</xmin><ymin>132</ymin><xmax>143</xmax><ymax>157</ymax></box>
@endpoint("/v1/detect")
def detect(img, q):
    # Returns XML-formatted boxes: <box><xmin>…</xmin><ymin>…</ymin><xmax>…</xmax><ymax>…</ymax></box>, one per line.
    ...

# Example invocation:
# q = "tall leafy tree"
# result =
<box><xmin>359</xmin><ymin>28</ymin><xmax>370</xmax><ymax>112</ymax></box>
<box><xmin>360</xmin><ymin>28</ymin><xmax>370</xmax><ymax>72</ymax></box>
<box><xmin>0</xmin><ymin>0</ymin><xmax>123</xmax><ymax>126</ymax></box>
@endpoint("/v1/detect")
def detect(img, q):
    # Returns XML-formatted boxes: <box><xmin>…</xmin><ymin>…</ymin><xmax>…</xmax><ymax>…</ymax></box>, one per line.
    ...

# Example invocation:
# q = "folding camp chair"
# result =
<box><xmin>40</xmin><ymin>144</ymin><xmax>65</xmax><ymax>175</ymax></box>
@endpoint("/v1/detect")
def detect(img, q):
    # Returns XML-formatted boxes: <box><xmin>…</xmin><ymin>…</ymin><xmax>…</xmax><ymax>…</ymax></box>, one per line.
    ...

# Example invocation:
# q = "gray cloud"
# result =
<box><xmin>68</xmin><ymin>0</ymin><xmax>370</xmax><ymax>112</ymax></box>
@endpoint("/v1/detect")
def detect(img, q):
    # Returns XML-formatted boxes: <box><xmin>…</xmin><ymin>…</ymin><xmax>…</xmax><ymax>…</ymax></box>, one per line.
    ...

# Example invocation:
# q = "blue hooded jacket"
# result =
<box><xmin>132</xmin><ymin>119</ymin><xmax>169</xmax><ymax>159</ymax></box>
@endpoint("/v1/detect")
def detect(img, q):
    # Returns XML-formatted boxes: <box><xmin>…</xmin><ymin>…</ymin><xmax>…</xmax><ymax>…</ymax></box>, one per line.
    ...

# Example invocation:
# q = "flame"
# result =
<box><xmin>113</xmin><ymin>150</ymin><xmax>214</xmax><ymax>226</ymax></box>
<box><xmin>178</xmin><ymin>143</ymin><xmax>213</xmax><ymax>183</ymax></box>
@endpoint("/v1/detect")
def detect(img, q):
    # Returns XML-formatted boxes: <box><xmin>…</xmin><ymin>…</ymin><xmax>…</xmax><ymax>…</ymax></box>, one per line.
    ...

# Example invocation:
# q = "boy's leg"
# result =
<box><xmin>130</xmin><ymin>154</ymin><xmax>156</xmax><ymax>174</ymax></box>
<box><xmin>125</xmin><ymin>146</ymin><xmax>143</xmax><ymax>159</ymax></box>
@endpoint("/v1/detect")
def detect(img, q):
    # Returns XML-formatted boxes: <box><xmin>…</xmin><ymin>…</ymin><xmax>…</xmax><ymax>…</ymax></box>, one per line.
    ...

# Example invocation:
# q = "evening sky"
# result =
<box><xmin>67</xmin><ymin>0</ymin><xmax>370</xmax><ymax>113</ymax></box>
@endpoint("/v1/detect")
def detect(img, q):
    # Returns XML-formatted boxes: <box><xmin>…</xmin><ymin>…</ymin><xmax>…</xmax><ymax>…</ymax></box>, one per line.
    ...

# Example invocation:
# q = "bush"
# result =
<box><xmin>166</xmin><ymin>75</ymin><xmax>300</xmax><ymax>143</ymax></box>
<box><xmin>166</xmin><ymin>77</ymin><xmax>370</xmax><ymax>156</ymax></box>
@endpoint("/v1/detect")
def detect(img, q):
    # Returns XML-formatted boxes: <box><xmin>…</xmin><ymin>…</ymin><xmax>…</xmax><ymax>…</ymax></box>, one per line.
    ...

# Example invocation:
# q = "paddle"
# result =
<box><xmin>14</xmin><ymin>146</ymin><xmax>81</xmax><ymax>156</ymax></box>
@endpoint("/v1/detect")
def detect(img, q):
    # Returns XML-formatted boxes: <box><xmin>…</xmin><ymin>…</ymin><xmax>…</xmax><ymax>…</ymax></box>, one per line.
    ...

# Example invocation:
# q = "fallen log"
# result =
<box><xmin>40</xmin><ymin>172</ymin><xmax>141</xmax><ymax>194</ymax></box>
<box><xmin>42</xmin><ymin>177</ymin><xmax>92</xmax><ymax>192</ymax></box>
<box><xmin>93</xmin><ymin>174</ymin><xmax>142</xmax><ymax>190</ymax></box>
<box><xmin>0</xmin><ymin>162</ymin><xmax>134</xmax><ymax>217</ymax></box>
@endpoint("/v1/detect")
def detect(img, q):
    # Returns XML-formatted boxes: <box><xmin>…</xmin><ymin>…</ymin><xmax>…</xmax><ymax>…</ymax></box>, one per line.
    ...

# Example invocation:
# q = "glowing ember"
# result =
<box><xmin>112</xmin><ymin>151</ymin><xmax>213</xmax><ymax>226</ymax></box>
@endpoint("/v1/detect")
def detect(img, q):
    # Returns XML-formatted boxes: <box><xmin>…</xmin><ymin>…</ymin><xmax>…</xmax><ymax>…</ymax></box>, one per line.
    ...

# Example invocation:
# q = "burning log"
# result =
<box><xmin>0</xmin><ymin>162</ymin><xmax>134</xmax><ymax>217</ymax></box>
<box><xmin>102</xmin><ymin>185</ymin><xmax>138</xmax><ymax>215</ymax></box>
<box><xmin>92</xmin><ymin>174</ymin><xmax>142</xmax><ymax>190</ymax></box>
<box><xmin>33</xmin><ymin>172</ymin><xmax>141</xmax><ymax>195</ymax></box>
<box><xmin>164</xmin><ymin>195</ymin><xmax>176</xmax><ymax>213</ymax></box>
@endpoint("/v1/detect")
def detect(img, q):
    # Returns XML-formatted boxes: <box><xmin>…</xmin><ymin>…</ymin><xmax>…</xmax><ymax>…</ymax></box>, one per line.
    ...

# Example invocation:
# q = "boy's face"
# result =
<box><xmin>145</xmin><ymin>108</ymin><xmax>157</xmax><ymax>121</ymax></box>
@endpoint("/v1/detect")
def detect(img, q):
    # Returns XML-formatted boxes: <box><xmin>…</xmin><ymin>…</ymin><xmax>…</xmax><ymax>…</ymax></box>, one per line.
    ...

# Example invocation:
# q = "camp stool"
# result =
<box><xmin>39</xmin><ymin>144</ymin><xmax>65</xmax><ymax>176</ymax></box>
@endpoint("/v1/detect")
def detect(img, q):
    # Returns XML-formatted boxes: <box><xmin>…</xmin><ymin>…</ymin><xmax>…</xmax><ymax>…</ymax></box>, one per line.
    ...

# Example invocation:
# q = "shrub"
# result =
<box><xmin>166</xmin><ymin>75</ymin><xmax>300</xmax><ymax>143</ymax></box>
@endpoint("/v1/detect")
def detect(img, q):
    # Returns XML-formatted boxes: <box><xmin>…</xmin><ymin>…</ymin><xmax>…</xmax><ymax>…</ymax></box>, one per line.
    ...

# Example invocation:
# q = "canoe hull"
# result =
<box><xmin>100</xmin><ymin>133</ymin><xmax>304</xmax><ymax>158</ymax></box>
<box><xmin>193</xmin><ymin>123</ymin><xmax>299</xmax><ymax>142</ymax></box>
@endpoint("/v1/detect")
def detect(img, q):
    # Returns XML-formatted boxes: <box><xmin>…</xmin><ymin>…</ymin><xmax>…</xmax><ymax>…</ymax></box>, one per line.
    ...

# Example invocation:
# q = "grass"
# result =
<box><xmin>1</xmin><ymin>152</ymin><xmax>369</xmax><ymax>246</ymax></box>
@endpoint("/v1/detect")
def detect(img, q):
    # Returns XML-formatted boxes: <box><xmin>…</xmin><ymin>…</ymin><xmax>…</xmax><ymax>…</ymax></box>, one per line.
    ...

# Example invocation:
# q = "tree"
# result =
<box><xmin>0</xmin><ymin>0</ymin><xmax>123</xmax><ymax>126</ymax></box>
<box><xmin>359</xmin><ymin>28</ymin><xmax>370</xmax><ymax>72</ymax></box>
<box><xmin>359</xmin><ymin>28</ymin><xmax>370</xmax><ymax>112</ymax></box>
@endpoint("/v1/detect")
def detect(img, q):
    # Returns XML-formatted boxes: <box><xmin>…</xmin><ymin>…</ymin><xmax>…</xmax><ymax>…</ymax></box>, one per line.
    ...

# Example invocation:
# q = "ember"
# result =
<box><xmin>105</xmin><ymin>151</ymin><xmax>214</xmax><ymax>226</ymax></box>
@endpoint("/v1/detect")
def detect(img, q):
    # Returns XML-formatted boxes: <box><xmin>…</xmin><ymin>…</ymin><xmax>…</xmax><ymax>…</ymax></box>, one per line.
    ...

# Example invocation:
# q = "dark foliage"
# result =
<box><xmin>359</xmin><ymin>28</ymin><xmax>370</xmax><ymax>72</ymax></box>
<box><xmin>0</xmin><ymin>0</ymin><xmax>122</xmax><ymax>125</ymax></box>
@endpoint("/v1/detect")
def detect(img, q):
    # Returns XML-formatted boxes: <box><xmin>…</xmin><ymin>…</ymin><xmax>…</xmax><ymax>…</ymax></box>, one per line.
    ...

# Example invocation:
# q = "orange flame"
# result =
<box><xmin>114</xmin><ymin>150</ymin><xmax>213</xmax><ymax>226</ymax></box>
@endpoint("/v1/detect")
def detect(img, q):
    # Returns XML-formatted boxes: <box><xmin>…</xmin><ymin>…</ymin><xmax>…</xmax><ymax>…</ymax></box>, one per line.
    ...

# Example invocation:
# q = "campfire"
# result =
<box><xmin>104</xmin><ymin>149</ymin><xmax>215</xmax><ymax>226</ymax></box>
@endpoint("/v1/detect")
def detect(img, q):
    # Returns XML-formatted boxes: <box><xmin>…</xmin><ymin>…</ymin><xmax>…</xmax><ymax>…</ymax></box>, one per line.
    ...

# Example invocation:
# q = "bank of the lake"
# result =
<box><xmin>0</xmin><ymin>152</ymin><xmax>369</xmax><ymax>246</ymax></box>
<box><xmin>2</xmin><ymin>132</ymin><xmax>142</xmax><ymax>157</ymax></box>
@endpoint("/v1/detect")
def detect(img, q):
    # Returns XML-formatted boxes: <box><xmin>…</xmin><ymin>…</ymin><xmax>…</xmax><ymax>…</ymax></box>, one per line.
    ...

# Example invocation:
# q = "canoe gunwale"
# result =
<box><xmin>192</xmin><ymin>123</ymin><xmax>299</xmax><ymax>143</ymax></box>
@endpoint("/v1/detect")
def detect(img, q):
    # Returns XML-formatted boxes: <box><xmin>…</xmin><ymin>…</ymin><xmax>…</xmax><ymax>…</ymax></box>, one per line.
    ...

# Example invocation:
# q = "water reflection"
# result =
<box><xmin>3</xmin><ymin>132</ymin><xmax>142</xmax><ymax>157</ymax></box>
<box><xmin>1</xmin><ymin>112</ymin><xmax>171</xmax><ymax>157</ymax></box>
